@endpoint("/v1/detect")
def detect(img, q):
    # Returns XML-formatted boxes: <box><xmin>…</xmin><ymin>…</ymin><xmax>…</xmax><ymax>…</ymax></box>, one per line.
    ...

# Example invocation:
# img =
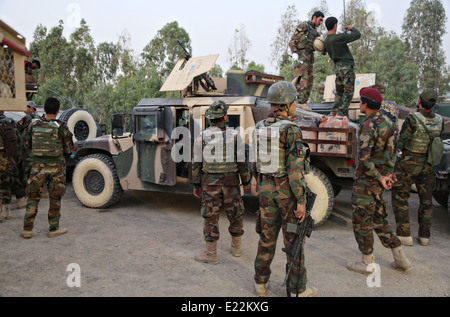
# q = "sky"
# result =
<box><xmin>1</xmin><ymin>0</ymin><xmax>450</xmax><ymax>75</ymax></box>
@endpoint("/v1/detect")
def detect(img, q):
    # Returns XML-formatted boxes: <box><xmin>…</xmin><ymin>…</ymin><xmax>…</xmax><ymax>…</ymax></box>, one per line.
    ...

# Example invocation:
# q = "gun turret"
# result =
<box><xmin>177</xmin><ymin>40</ymin><xmax>217</xmax><ymax>93</ymax></box>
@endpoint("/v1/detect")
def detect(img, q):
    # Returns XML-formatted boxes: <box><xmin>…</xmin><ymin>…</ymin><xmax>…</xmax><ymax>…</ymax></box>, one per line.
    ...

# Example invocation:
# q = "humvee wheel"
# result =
<box><xmin>59</xmin><ymin>108</ymin><xmax>99</xmax><ymax>143</ymax></box>
<box><xmin>73</xmin><ymin>154</ymin><xmax>123</xmax><ymax>208</ymax></box>
<box><xmin>305</xmin><ymin>166</ymin><xmax>334</xmax><ymax>227</ymax></box>
<box><xmin>448</xmin><ymin>194</ymin><xmax>450</xmax><ymax>217</ymax></box>
<box><xmin>433</xmin><ymin>190</ymin><xmax>449</xmax><ymax>208</ymax></box>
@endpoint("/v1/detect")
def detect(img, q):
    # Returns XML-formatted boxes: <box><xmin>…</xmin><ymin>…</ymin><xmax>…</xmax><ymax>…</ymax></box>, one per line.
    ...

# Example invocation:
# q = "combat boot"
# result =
<box><xmin>291</xmin><ymin>287</ymin><xmax>319</xmax><ymax>297</ymax></box>
<box><xmin>21</xmin><ymin>230</ymin><xmax>32</xmax><ymax>239</ymax></box>
<box><xmin>391</xmin><ymin>247</ymin><xmax>412</xmax><ymax>272</ymax></box>
<box><xmin>346</xmin><ymin>253</ymin><xmax>375</xmax><ymax>275</ymax></box>
<box><xmin>398</xmin><ymin>236</ymin><xmax>413</xmax><ymax>246</ymax></box>
<box><xmin>15</xmin><ymin>197</ymin><xmax>28</xmax><ymax>210</ymax></box>
<box><xmin>48</xmin><ymin>227</ymin><xmax>68</xmax><ymax>238</ymax></box>
<box><xmin>230</xmin><ymin>236</ymin><xmax>241</xmax><ymax>257</ymax></box>
<box><xmin>2</xmin><ymin>204</ymin><xmax>11</xmax><ymax>220</ymax></box>
<box><xmin>418</xmin><ymin>237</ymin><xmax>430</xmax><ymax>246</ymax></box>
<box><xmin>195</xmin><ymin>241</ymin><xmax>219</xmax><ymax>264</ymax></box>
<box><xmin>255</xmin><ymin>282</ymin><xmax>269</xmax><ymax>297</ymax></box>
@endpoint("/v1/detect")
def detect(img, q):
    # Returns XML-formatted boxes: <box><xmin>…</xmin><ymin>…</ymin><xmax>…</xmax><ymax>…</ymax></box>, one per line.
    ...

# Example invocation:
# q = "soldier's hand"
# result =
<box><xmin>295</xmin><ymin>204</ymin><xmax>307</xmax><ymax>223</ymax></box>
<box><xmin>193</xmin><ymin>188</ymin><xmax>203</xmax><ymax>199</ymax></box>
<box><xmin>379</xmin><ymin>175</ymin><xmax>393</xmax><ymax>190</ymax></box>
<box><xmin>292</xmin><ymin>53</ymin><xmax>299</xmax><ymax>61</ymax></box>
<box><xmin>251</xmin><ymin>182</ymin><xmax>258</xmax><ymax>196</ymax></box>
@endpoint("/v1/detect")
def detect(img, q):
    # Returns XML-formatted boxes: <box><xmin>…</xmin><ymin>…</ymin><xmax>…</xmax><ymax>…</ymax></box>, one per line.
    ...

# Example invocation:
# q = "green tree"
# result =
<box><xmin>228</xmin><ymin>25</ymin><xmax>252</xmax><ymax>70</ymax></box>
<box><xmin>340</xmin><ymin>0</ymin><xmax>386</xmax><ymax>72</ymax></box>
<box><xmin>270</xmin><ymin>5</ymin><xmax>300</xmax><ymax>72</ymax></box>
<box><xmin>141</xmin><ymin>21</ymin><xmax>191</xmax><ymax>80</ymax></box>
<box><xmin>247</xmin><ymin>61</ymin><xmax>265</xmax><ymax>73</ymax></box>
<box><xmin>367</xmin><ymin>33</ymin><xmax>419</xmax><ymax>107</ymax></box>
<box><xmin>402</xmin><ymin>0</ymin><xmax>449</xmax><ymax>95</ymax></box>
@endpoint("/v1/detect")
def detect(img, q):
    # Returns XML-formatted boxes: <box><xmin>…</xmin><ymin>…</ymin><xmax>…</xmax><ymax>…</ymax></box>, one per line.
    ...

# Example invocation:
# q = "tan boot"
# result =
<box><xmin>391</xmin><ymin>247</ymin><xmax>412</xmax><ymax>272</ymax></box>
<box><xmin>16</xmin><ymin>197</ymin><xmax>28</xmax><ymax>210</ymax></box>
<box><xmin>347</xmin><ymin>253</ymin><xmax>375</xmax><ymax>275</ymax></box>
<box><xmin>291</xmin><ymin>287</ymin><xmax>319</xmax><ymax>297</ymax></box>
<box><xmin>418</xmin><ymin>237</ymin><xmax>430</xmax><ymax>246</ymax></box>
<box><xmin>398</xmin><ymin>236</ymin><xmax>413</xmax><ymax>246</ymax></box>
<box><xmin>2</xmin><ymin>204</ymin><xmax>11</xmax><ymax>220</ymax></box>
<box><xmin>255</xmin><ymin>282</ymin><xmax>269</xmax><ymax>297</ymax></box>
<box><xmin>21</xmin><ymin>230</ymin><xmax>32</xmax><ymax>239</ymax></box>
<box><xmin>230</xmin><ymin>236</ymin><xmax>241</xmax><ymax>257</ymax></box>
<box><xmin>195</xmin><ymin>241</ymin><xmax>219</xmax><ymax>264</ymax></box>
<box><xmin>48</xmin><ymin>227</ymin><xmax>68</xmax><ymax>238</ymax></box>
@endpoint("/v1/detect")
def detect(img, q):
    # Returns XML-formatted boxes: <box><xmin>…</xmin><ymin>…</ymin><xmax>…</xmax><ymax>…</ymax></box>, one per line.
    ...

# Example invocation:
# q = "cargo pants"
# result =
<box><xmin>391</xmin><ymin>152</ymin><xmax>434</xmax><ymax>239</ymax></box>
<box><xmin>254</xmin><ymin>195</ymin><xmax>306</xmax><ymax>294</ymax></box>
<box><xmin>352</xmin><ymin>179</ymin><xmax>401</xmax><ymax>255</ymax></box>
<box><xmin>23</xmin><ymin>163</ymin><xmax>67</xmax><ymax>232</ymax></box>
<box><xmin>293</xmin><ymin>50</ymin><xmax>315</xmax><ymax>104</ymax></box>
<box><xmin>201</xmin><ymin>185</ymin><xmax>245</xmax><ymax>242</ymax></box>
<box><xmin>331</xmin><ymin>64</ymin><xmax>355</xmax><ymax>117</ymax></box>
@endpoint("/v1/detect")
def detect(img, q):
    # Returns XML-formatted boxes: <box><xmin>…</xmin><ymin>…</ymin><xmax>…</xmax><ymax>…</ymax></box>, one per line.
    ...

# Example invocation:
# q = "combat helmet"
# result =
<box><xmin>267</xmin><ymin>81</ymin><xmax>298</xmax><ymax>106</ymax></box>
<box><xmin>205</xmin><ymin>100</ymin><xmax>229</xmax><ymax>120</ymax></box>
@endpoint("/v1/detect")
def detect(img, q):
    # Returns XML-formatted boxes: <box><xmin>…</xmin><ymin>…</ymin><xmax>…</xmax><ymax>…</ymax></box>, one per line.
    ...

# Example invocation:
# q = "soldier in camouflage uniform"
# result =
<box><xmin>391</xmin><ymin>89</ymin><xmax>443</xmax><ymax>246</ymax></box>
<box><xmin>0</xmin><ymin>111</ymin><xmax>19</xmax><ymax>222</ymax></box>
<box><xmin>349</xmin><ymin>88</ymin><xmax>411</xmax><ymax>274</ymax></box>
<box><xmin>21</xmin><ymin>98</ymin><xmax>73</xmax><ymax>239</ymax></box>
<box><xmin>192</xmin><ymin>100</ymin><xmax>251</xmax><ymax>264</ymax></box>
<box><xmin>252</xmin><ymin>81</ymin><xmax>317</xmax><ymax>297</ymax></box>
<box><xmin>289</xmin><ymin>11</ymin><xmax>324</xmax><ymax>107</ymax></box>
<box><xmin>324</xmin><ymin>17</ymin><xmax>361</xmax><ymax>117</ymax></box>
<box><xmin>11</xmin><ymin>101</ymin><xmax>38</xmax><ymax>210</ymax></box>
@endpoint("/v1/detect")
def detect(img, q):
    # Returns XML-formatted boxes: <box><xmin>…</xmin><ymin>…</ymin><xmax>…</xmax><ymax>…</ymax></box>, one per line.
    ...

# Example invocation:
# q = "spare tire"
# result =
<box><xmin>59</xmin><ymin>108</ymin><xmax>99</xmax><ymax>143</ymax></box>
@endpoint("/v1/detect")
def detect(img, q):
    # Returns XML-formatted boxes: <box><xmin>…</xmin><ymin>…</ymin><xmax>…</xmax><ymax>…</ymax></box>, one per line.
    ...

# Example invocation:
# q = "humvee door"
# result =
<box><xmin>133</xmin><ymin>106</ymin><xmax>176</xmax><ymax>186</ymax></box>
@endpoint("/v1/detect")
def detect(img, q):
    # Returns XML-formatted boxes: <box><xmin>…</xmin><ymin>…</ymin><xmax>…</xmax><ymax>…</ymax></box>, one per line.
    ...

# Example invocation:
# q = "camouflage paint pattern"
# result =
<box><xmin>23</xmin><ymin>163</ymin><xmax>67</xmax><ymax>231</ymax></box>
<box><xmin>331</xmin><ymin>64</ymin><xmax>356</xmax><ymax>117</ymax></box>
<box><xmin>352</xmin><ymin>111</ymin><xmax>401</xmax><ymax>255</ymax></box>
<box><xmin>391</xmin><ymin>109</ymin><xmax>444</xmax><ymax>238</ymax></box>
<box><xmin>252</xmin><ymin>113</ymin><xmax>308</xmax><ymax>294</ymax></box>
<box><xmin>0</xmin><ymin>154</ymin><xmax>13</xmax><ymax>204</ymax></box>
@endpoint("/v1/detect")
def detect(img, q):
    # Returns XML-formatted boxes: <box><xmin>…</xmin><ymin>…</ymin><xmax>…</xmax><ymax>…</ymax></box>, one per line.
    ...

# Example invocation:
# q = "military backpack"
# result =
<box><xmin>0</xmin><ymin>119</ymin><xmax>18</xmax><ymax>157</ymax></box>
<box><xmin>415</xmin><ymin>114</ymin><xmax>444</xmax><ymax>166</ymax></box>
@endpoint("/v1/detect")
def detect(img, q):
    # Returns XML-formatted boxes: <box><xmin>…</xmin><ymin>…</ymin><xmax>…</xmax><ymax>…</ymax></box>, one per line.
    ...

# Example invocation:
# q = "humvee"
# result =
<box><xmin>70</xmin><ymin>54</ymin><xmax>361</xmax><ymax>227</ymax></box>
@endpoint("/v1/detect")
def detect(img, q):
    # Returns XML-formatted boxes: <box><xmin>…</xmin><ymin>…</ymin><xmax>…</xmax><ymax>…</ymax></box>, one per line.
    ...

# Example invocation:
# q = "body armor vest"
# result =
<box><xmin>201</xmin><ymin>127</ymin><xmax>239</xmax><ymax>174</ymax></box>
<box><xmin>254</xmin><ymin>119</ymin><xmax>297</xmax><ymax>177</ymax></box>
<box><xmin>32</xmin><ymin>120</ymin><xmax>64</xmax><ymax>157</ymax></box>
<box><xmin>405</xmin><ymin>112</ymin><xmax>443</xmax><ymax>154</ymax></box>
<box><xmin>297</xmin><ymin>22</ymin><xmax>319</xmax><ymax>52</ymax></box>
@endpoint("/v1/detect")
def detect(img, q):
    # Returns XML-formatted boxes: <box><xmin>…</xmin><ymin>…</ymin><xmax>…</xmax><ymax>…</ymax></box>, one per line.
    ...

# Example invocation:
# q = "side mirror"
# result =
<box><xmin>111</xmin><ymin>113</ymin><xmax>131</xmax><ymax>139</ymax></box>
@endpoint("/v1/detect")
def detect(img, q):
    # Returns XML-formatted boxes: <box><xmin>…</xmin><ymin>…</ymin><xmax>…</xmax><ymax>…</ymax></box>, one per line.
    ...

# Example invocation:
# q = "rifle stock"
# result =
<box><xmin>282</xmin><ymin>189</ymin><xmax>316</xmax><ymax>292</ymax></box>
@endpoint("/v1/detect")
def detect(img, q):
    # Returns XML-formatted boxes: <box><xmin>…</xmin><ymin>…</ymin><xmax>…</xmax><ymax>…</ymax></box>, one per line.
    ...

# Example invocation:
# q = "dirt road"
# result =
<box><xmin>0</xmin><ymin>184</ymin><xmax>449</xmax><ymax>298</ymax></box>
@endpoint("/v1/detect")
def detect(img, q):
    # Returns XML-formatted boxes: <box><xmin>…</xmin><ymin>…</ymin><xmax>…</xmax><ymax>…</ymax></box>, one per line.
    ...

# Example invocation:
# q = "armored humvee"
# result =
<box><xmin>70</xmin><ymin>54</ymin><xmax>360</xmax><ymax>227</ymax></box>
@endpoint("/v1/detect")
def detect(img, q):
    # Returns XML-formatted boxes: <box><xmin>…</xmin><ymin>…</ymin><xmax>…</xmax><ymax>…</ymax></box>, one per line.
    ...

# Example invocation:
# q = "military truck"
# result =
<box><xmin>70</xmin><ymin>54</ymin><xmax>360</xmax><ymax>227</ymax></box>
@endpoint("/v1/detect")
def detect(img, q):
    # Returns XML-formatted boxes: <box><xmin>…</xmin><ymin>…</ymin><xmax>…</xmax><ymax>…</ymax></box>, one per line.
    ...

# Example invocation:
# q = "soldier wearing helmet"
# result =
<box><xmin>192</xmin><ymin>100</ymin><xmax>251</xmax><ymax>264</ymax></box>
<box><xmin>391</xmin><ymin>89</ymin><xmax>444</xmax><ymax>247</ymax></box>
<box><xmin>252</xmin><ymin>81</ymin><xmax>317</xmax><ymax>297</ymax></box>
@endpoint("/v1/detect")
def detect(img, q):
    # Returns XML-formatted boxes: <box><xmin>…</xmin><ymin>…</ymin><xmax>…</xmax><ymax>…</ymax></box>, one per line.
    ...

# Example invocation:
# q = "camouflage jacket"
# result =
<box><xmin>251</xmin><ymin>114</ymin><xmax>307</xmax><ymax>205</ymax></box>
<box><xmin>0</xmin><ymin>114</ymin><xmax>22</xmax><ymax>163</ymax></box>
<box><xmin>356</xmin><ymin>111</ymin><xmax>397</xmax><ymax>181</ymax></box>
<box><xmin>17</xmin><ymin>113</ymin><xmax>38</xmax><ymax>161</ymax></box>
<box><xmin>396</xmin><ymin>109</ymin><xmax>444</xmax><ymax>152</ymax></box>
<box><xmin>192</xmin><ymin>123</ymin><xmax>251</xmax><ymax>188</ymax></box>
<box><xmin>289</xmin><ymin>21</ymin><xmax>319</xmax><ymax>55</ymax></box>
<box><xmin>26</xmin><ymin>117</ymin><xmax>73</xmax><ymax>164</ymax></box>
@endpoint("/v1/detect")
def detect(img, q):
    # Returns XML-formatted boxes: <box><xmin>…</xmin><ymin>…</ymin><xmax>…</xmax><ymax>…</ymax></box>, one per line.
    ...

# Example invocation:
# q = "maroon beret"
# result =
<box><xmin>360</xmin><ymin>87</ymin><xmax>383</xmax><ymax>104</ymax></box>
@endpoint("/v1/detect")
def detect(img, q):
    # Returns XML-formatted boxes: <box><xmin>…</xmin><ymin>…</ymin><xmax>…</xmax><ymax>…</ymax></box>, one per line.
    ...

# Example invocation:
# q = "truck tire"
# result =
<box><xmin>432</xmin><ymin>190</ymin><xmax>449</xmax><ymax>207</ymax></box>
<box><xmin>73</xmin><ymin>154</ymin><xmax>123</xmax><ymax>208</ymax></box>
<box><xmin>59</xmin><ymin>108</ymin><xmax>99</xmax><ymax>143</ymax></box>
<box><xmin>448</xmin><ymin>194</ymin><xmax>450</xmax><ymax>217</ymax></box>
<box><xmin>305</xmin><ymin>166</ymin><xmax>334</xmax><ymax>227</ymax></box>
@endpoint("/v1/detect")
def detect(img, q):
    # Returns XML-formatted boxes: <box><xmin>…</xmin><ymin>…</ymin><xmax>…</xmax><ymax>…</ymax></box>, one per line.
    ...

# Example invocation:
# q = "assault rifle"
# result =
<box><xmin>177</xmin><ymin>40</ymin><xmax>217</xmax><ymax>92</ymax></box>
<box><xmin>282</xmin><ymin>189</ymin><xmax>316</xmax><ymax>296</ymax></box>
